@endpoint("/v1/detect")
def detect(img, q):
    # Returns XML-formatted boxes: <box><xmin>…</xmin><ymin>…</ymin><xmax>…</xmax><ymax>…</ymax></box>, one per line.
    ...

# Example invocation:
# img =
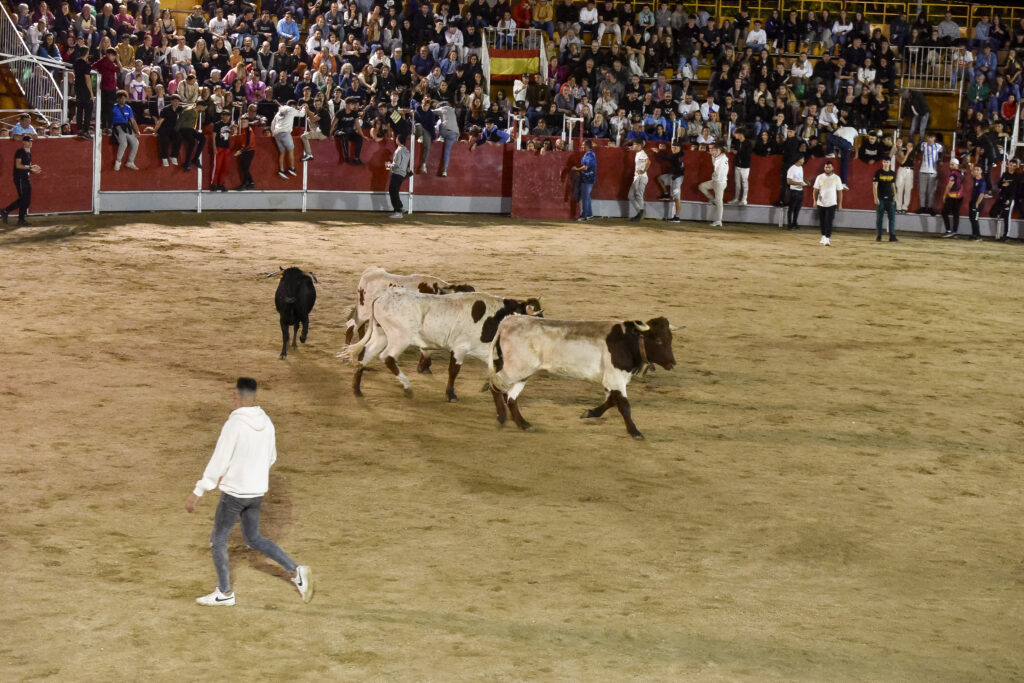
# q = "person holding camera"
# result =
<box><xmin>2</xmin><ymin>135</ymin><xmax>41</xmax><ymax>227</ymax></box>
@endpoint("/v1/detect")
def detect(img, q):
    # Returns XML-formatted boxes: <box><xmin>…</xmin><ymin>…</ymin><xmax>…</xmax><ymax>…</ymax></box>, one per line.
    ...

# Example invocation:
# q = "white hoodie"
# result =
<box><xmin>193</xmin><ymin>406</ymin><xmax>277</xmax><ymax>498</ymax></box>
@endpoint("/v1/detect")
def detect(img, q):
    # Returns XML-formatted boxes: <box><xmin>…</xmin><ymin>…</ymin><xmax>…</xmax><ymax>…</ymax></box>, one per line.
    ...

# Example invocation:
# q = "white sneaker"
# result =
<box><xmin>711</xmin><ymin>220</ymin><xmax>723</xmax><ymax>226</ymax></box>
<box><xmin>162</xmin><ymin>158</ymin><xmax>169</xmax><ymax>167</ymax></box>
<box><xmin>292</xmin><ymin>565</ymin><xmax>314</xmax><ymax>603</ymax></box>
<box><xmin>113</xmin><ymin>161</ymin><xmax>121</xmax><ymax>171</ymax></box>
<box><xmin>125</xmin><ymin>162</ymin><xmax>139</xmax><ymax>170</ymax></box>
<box><xmin>819</xmin><ymin>235</ymin><xmax>827</xmax><ymax>244</ymax></box>
<box><xmin>301</xmin><ymin>153</ymin><xmax>314</xmax><ymax>162</ymax></box>
<box><xmin>739</xmin><ymin>200</ymin><xmax>747</xmax><ymax>206</ymax></box>
<box><xmin>196</xmin><ymin>588</ymin><xmax>235</xmax><ymax>606</ymax></box>
<box><xmin>824</xmin><ymin>237</ymin><xmax>831</xmax><ymax>246</ymax></box>
<box><xmin>389</xmin><ymin>211</ymin><xmax>404</xmax><ymax>218</ymax></box>
<box><xmin>287</xmin><ymin>168</ymin><xmax>297</xmax><ymax>176</ymax></box>
<box><xmin>170</xmin><ymin>157</ymin><xmax>178</xmax><ymax>166</ymax></box>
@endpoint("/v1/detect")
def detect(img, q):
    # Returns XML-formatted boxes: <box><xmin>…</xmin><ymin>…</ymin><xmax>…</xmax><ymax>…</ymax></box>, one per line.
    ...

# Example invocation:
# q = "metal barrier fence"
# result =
<box><xmin>0</xmin><ymin>2</ymin><xmax>68</xmax><ymax>125</ymax></box>
<box><xmin>899</xmin><ymin>44</ymin><xmax>962</xmax><ymax>91</ymax></box>
<box><xmin>483</xmin><ymin>27</ymin><xmax>544</xmax><ymax>51</ymax></box>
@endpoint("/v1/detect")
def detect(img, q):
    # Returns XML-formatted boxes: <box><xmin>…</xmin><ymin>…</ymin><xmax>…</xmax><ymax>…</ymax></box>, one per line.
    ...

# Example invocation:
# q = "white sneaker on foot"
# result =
<box><xmin>113</xmin><ymin>161</ymin><xmax>121</xmax><ymax>171</ymax></box>
<box><xmin>389</xmin><ymin>211</ymin><xmax>404</xmax><ymax>218</ymax></box>
<box><xmin>301</xmin><ymin>154</ymin><xmax>314</xmax><ymax>162</ymax></box>
<box><xmin>292</xmin><ymin>565</ymin><xmax>314</xmax><ymax>603</ymax></box>
<box><xmin>125</xmin><ymin>162</ymin><xmax>139</xmax><ymax>170</ymax></box>
<box><xmin>711</xmin><ymin>220</ymin><xmax>723</xmax><ymax>226</ymax></box>
<box><xmin>196</xmin><ymin>588</ymin><xmax>235</xmax><ymax>606</ymax></box>
<box><xmin>819</xmin><ymin>235</ymin><xmax>826</xmax><ymax>244</ymax></box>
<box><xmin>162</xmin><ymin>158</ymin><xmax>169</xmax><ymax>167</ymax></box>
<box><xmin>170</xmin><ymin>157</ymin><xmax>178</xmax><ymax>165</ymax></box>
<box><xmin>824</xmin><ymin>237</ymin><xmax>831</xmax><ymax>246</ymax></box>
<box><xmin>287</xmin><ymin>168</ymin><xmax>297</xmax><ymax>176</ymax></box>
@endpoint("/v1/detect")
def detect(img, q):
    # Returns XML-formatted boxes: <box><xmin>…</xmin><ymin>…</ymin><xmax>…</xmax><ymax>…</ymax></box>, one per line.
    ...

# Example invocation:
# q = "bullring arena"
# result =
<box><xmin>2</xmin><ymin>208</ymin><xmax>1022</xmax><ymax>679</ymax></box>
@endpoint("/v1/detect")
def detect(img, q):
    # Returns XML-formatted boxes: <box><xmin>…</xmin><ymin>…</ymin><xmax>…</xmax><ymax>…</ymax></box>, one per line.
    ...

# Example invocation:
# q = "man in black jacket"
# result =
<box><xmin>990</xmin><ymin>158</ymin><xmax>1022</xmax><ymax>241</ymax></box>
<box><xmin>775</xmin><ymin>128</ymin><xmax>804</xmax><ymax>207</ymax></box>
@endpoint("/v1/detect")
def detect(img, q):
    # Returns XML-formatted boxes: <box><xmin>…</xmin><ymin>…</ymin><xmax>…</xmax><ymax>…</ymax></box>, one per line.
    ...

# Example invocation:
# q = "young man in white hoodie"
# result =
<box><xmin>186</xmin><ymin>377</ymin><xmax>313</xmax><ymax>606</ymax></box>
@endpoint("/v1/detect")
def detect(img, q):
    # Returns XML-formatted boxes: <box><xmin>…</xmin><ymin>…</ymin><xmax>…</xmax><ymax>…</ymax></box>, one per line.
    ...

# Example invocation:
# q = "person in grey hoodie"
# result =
<box><xmin>387</xmin><ymin>133</ymin><xmax>412</xmax><ymax>218</ymax></box>
<box><xmin>433</xmin><ymin>101</ymin><xmax>460</xmax><ymax>176</ymax></box>
<box><xmin>186</xmin><ymin>377</ymin><xmax>313</xmax><ymax>606</ymax></box>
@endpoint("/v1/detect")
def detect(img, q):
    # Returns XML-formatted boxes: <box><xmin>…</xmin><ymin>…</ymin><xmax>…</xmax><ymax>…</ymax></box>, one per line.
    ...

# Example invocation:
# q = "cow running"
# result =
<box><xmin>340</xmin><ymin>290</ymin><xmax>542</xmax><ymax>401</ymax></box>
<box><xmin>488</xmin><ymin>316</ymin><xmax>680</xmax><ymax>439</ymax></box>
<box><xmin>342</xmin><ymin>266</ymin><xmax>474</xmax><ymax>373</ymax></box>
<box><xmin>272</xmin><ymin>267</ymin><xmax>318</xmax><ymax>359</ymax></box>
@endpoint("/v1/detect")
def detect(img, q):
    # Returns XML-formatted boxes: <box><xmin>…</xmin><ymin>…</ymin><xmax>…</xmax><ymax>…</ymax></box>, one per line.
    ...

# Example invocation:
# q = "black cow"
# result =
<box><xmin>271</xmin><ymin>267</ymin><xmax>318</xmax><ymax>359</ymax></box>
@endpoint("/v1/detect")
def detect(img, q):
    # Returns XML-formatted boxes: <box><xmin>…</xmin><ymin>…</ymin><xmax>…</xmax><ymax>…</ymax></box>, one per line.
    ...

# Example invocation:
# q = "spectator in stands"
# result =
<box><xmin>900</xmin><ymin>88</ymin><xmax>930</xmax><ymax>143</ymax></box>
<box><xmin>936</xmin><ymin>12</ymin><xmax>960</xmax><ymax>47</ymax></box>
<box><xmin>971</xmin><ymin>14</ymin><xmax>992</xmax><ymax>51</ymax></box>
<box><xmin>745</xmin><ymin>20</ymin><xmax>766</xmax><ymax>54</ymax></box>
<box><xmin>276</xmin><ymin>10</ymin><xmax>300</xmax><ymax>49</ymax></box>
<box><xmin>969</xmin><ymin>44</ymin><xmax>998</xmax><ymax>83</ymax></box>
<box><xmin>11</xmin><ymin>113</ymin><xmax>37</xmax><ymax>139</ymax></box>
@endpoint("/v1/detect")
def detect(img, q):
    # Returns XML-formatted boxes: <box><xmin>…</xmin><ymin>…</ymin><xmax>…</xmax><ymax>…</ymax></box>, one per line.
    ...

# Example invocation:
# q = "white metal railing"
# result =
<box><xmin>483</xmin><ymin>27</ymin><xmax>543</xmax><ymax>51</ymax></box>
<box><xmin>899</xmin><ymin>45</ymin><xmax>962</xmax><ymax>92</ymax></box>
<box><xmin>481</xmin><ymin>36</ymin><xmax>490</xmax><ymax>94</ymax></box>
<box><xmin>562</xmin><ymin>116</ymin><xmax>582</xmax><ymax>151</ymax></box>
<box><xmin>1011</xmin><ymin>104</ymin><xmax>1022</xmax><ymax>161</ymax></box>
<box><xmin>0</xmin><ymin>2</ymin><xmax>69</xmax><ymax>125</ymax></box>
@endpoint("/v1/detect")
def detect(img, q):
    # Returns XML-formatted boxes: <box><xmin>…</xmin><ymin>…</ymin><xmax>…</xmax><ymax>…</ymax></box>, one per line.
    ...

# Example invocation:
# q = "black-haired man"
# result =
<box><xmin>387</xmin><ymin>134</ymin><xmax>412</xmax><ymax>218</ymax></box>
<box><xmin>186</xmin><ymin>378</ymin><xmax>313</xmax><ymax>607</ymax></box>
<box><xmin>2</xmin><ymin>136</ymin><xmax>40</xmax><ymax>227</ymax></box>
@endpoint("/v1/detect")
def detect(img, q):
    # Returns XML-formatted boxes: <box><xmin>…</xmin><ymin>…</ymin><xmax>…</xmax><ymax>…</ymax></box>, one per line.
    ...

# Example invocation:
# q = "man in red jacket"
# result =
<box><xmin>90</xmin><ymin>48</ymin><xmax>121</xmax><ymax>133</ymax></box>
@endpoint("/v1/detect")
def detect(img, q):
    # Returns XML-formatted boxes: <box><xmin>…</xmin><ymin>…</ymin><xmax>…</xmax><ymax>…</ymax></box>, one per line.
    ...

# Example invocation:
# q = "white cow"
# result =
<box><xmin>488</xmin><ymin>316</ymin><xmax>680</xmax><ymax>440</ymax></box>
<box><xmin>340</xmin><ymin>289</ymin><xmax>542</xmax><ymax>401</ymax></box>
<box><xmin>342</xmin><ymin>266</ymin><xmax>475</xmax><ymax>373</ymax></box>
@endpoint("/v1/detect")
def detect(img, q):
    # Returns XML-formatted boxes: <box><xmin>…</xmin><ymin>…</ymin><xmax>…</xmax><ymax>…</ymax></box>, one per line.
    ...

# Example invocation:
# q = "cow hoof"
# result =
<box><xmin>580</xmin><ymin>409</ymin><xmax>595</xmax><ymax>419</ymax></box>
<box><xmin>631</xmin><ymin>432</ymin><xmax>646</xmax><ymax>441</ymax></box>
<box><xmin>279</xmin><ymin>353</ymin><xmax>287</xmax><ymax>360</ymax></box>
<box><xmin>300</xmin><ymin>335</ymin><xmax>308</xmax><ymax>344</ymax></box>
<box><xmin>496</xmin><ymin>414</ymin><xmax>506</xmax><ymax>425</ymax></box>
<box><xmin>418</xmin><ymin>367</ymin><xmax>433</xmax><ymax>375</ymax></box>
<box><xmin>447</xmin><ymin>395</ymin><xmax>459</xmax><ymax>403</ymax></box>
<box><xmin>517</xmin><ymin>422</ymin><xmax>532</xmax><ymax>431</ymax></box>
<box><xmin>353</xmin><ymin>389</ymin><xmax>363</xmax><ymax>398</ymax></box>
<box><xmin>403</xmin><ymin>388</ymin><xmax>413</xmax><ymax>398</ymax></box>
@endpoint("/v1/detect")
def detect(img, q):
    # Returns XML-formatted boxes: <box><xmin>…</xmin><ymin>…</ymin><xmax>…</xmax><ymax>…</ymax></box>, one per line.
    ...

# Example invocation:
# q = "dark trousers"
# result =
<box><xmin>990</xmin><ymin>198</ymin><xmax>1020</xmax><ymax>239</ymax></box>
<box><xmin>4</xmin><ymin>176</ymin><xmax>30</xmax><ymax>223</ymax></box>
<box><xmin>969</xmin><ymin>203</ymin><xmax>983</xmax><ymax>236</ymax></box>
<box><xmin>157</xmin><ymin>130</ymin><xmax>180</xmax><ymax>159</ymax></box>
<box><xmin>875</xmin><ymin>198</ymin><xmax>896</xmax><ymax>237</ymax></box>
<box><xmin>338</xmin><ymin>133</ymin><xmax>362</xmax><ymax>161</ymax></box>
<box><xmin>779</xmin><ymin>163</ymin><xmax>791</xmax><ymax>203</ymax></box>
<box><xmin>941</xmin><ymin>196</ymin><xmax>962</xmax><ymax>233</ymax></box>
<box><xmin>75</xmin><ymin>89</ymin><xmax>93</xmax><ymax>134</ymax></box>
<box><xmin>238</xmin><ymin>149</ymin><xmax>254</xmax><ymax>185</ymax></box>
<box><xmin>99</xmin><ymin>88</ymin><xmax>115</xmax><ymax>129</ymax></box>
<box><xmin>389</xmin><ymin>172</ymin><xmax>405</xmax><ymax>212</ymax></box>
<box><xmin>180</xmin><ymin>130</ymin><xmax>204</xmax><ymax>164</ymax></box>
<box><xmin>818</xmin><ymin>204</ymin><xmax>836</xmax><ymax>237</ymax></box>
<box><xmin>787</xmin><ymin>189</ymin><xmax>803</xmax><ymax>229</ymax></box>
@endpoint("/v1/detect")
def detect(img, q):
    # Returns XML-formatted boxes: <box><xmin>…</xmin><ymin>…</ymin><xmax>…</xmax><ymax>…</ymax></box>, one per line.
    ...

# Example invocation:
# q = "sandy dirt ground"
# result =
<box><xmin>0</xmin><ymin>212</ymin><xmax>1022</xmax><ymax>681</ymax></box>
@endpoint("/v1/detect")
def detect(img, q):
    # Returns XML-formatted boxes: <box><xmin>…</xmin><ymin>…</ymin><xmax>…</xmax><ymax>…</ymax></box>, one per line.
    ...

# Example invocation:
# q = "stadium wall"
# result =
<box><xmin>10</xmin><ymin>136</ymin><xmax>1011</xmax><ymax>237</ymax></box>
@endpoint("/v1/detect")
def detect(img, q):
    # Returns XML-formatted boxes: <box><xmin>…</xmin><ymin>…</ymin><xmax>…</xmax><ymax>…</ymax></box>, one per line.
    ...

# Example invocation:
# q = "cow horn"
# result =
<box><xmin>265</xmin><ymin>268</ymin><xmax>282</xmax><ymax>278</ymax></box>
<box><xmin>526</xmin><ymin>306</ymin><xmax>542</xmax><ymax>316</ymax></box>
<box><xmin>634</xmin><ymin>321</ymin><xmax>650</xmax><ymax>332</ymax></box>
<box><xmin>308</xmin><ymin>272</ymin><xmax>319</xmax><ymax>284</ymax></box>
<box><xmin>670</xmin><ymin>324</ymin><xmax>685</xmax><ymax>331</ymax></box>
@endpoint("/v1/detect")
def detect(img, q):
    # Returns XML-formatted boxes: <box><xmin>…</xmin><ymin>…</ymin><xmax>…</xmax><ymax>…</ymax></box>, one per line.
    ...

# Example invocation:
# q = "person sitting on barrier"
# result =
<box><xmin>330</xmin><ymin>97</ymin><xmax>363</xmax><ymax>165</ymax></box>
<box><xmin>469</xmin><ymin>117</ymin><xmax>509</xmax><ymax>150</ymax></box>
<box><xmin>153</xmin><ymin>93</ymin><xmax>181</xmax><ymax>166</ymax></box>
<box><xmin>111</xmin><ymin>90</ymin><xmax>141</xmax><ymax>171</ymax></box>
<box><xmin>299</xmin><ymin>92</ymin><xmax>330</xmax><ymax>162</ymax></box>
<box><xmin>176</xmin><ymin>100</ymin><xmax>206</xmax><ymax>172</ymax></box>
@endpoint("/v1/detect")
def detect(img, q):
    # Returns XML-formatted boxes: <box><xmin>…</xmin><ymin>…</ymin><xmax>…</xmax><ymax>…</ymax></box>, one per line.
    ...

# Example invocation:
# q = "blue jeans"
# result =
<box><xmin>439</xmin><ymin>128</ymin><xmax>458</xmax><ymax>170</ymax></box>
<box><xmin>210</xmin><ymin>492</ymin><xmax>296</xmax><ymax>593</ymax></box>
<box><xmin>827</xmin><ymin>134</ymin><xmax>852</xmax><ymax>183</ymax></box>
<box><xmin>531</xmin><ymin>20</ymin><xmax>554</xmax><ymax>39</ymax></box>
<box><xmin>580</xmin><ymin>181</ymin><xmax>594</xmax><ymax>217</ymax></box>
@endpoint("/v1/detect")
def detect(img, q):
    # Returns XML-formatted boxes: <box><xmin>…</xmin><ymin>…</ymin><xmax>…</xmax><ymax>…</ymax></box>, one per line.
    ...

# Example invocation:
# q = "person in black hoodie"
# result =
<box><xmin>990</xmin><ymin>158</ymin><xmax>1022</xmax><ymax>241</ymax></box>
<box><xmin>730</xmin><ymin>126</ymin><xmax>752</xmax><ymax>205</ymax></box>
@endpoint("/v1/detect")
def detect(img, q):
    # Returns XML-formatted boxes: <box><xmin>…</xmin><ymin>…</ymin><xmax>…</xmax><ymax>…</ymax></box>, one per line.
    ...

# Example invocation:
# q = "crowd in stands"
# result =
<box><xmin>8</xmin><ymin>0</ymin><xmax>1024</xmax><ymax>180</ymax></box>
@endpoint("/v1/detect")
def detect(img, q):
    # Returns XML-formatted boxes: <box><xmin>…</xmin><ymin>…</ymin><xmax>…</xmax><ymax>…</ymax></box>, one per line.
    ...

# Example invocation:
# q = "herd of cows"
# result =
<box><xmin>274</xmin><ymin>266</ymin><xmax>681</xmax><ymax>440</ymax></box>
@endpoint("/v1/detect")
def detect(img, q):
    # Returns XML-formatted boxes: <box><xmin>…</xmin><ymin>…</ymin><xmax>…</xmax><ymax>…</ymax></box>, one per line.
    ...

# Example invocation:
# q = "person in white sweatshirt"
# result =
<box><xmin>185</xmin><ymin>377</ymin><xmax>313</xmax><ymax>606</ymax></box>
<box><xmin>699</xmin><ymin>143</ymin><xmax>729</xmax><ymax>226</ymax></box>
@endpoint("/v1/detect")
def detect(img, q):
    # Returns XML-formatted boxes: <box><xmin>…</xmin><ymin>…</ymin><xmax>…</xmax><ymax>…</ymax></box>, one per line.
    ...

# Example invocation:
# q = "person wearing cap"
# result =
<box><xmin>270</xmin><ymin>99</ymin><xmax>306</xmax><ymax>178</ymax></box>
<box><xmin>209</xmin><ymin>108</ymin><xmax>234</xmax><ymax>192</ymax></box>
<box><xmin>470</xmin><ymin>117</ymin><xmax>510</xmax><ymax>150</ymax></box>
<box><xmin>873</xmin><ymin>157</ymin><xmax>898</xmax><ymax>242</ymax></box>
<box><xmin>990</xmin><ymin>158</ymin><xmax>1021</xmax><ymax>241</ymax></box>
<box><xmin>111</xmin><ymin>90</ymin><xmax>141</xmax><ymax>171</ymax></box>
<box><xmin>1</xmin><ymin>135</ymin><xmax>41</xmax><ymax>227</ymax></box>
<box><xmin>386</xmin><ymin>133</ymin><xmax>412</xmax><ymax>218</ymax></box>
<box><xmin>812</xmin><ymin>160</ymin><xmax>843</xmax><ymax>246</ymax></box>
<box><xmin>153</xmin><ymin>93</ymin><xmax>181</xmax><ymax>166</ymax></box>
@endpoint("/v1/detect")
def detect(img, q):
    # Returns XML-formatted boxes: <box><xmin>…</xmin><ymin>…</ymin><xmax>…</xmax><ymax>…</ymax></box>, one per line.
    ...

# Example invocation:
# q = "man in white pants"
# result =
<box><xmin>729</xmin><ymin>127</ymin><xmax>751</xmax><ymax>205</ymax></box>
<box><xmin>699</xmin><ymin>143</ymin><xmax>729</xmax><ymax>226</ymax></box>
<box><xmin>894</xmin><ymin>138</ymin><xmax>916</xmax><ymax>213</ymax></box>
<box><xmin>628</xmin><ymin>138</ymin><xmax>649</xmax><ymax>221</ymax></box>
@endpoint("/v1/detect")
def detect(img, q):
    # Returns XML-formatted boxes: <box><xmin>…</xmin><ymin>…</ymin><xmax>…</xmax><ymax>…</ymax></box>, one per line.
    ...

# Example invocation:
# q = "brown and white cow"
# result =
<box><xmin>340</xmin><ymin>290</ymin><xmax>542</xmax><ymax>401</ymax></box>
<box><xmin>488</xmin><ymin>316</ymin><xmax>680</xmax><ymax>440</ymax></box>
<box><xmin>342</xmin><ymin>266</ymin><xmax>475</xmax><ymax>373</ymax></box>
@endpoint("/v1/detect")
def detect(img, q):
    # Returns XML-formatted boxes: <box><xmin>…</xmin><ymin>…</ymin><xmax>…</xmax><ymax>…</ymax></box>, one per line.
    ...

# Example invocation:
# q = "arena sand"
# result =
<box><xmin>0</xmin><ymin>212</ymin><xmax>1022</xmax><ymax>681</ymax></box>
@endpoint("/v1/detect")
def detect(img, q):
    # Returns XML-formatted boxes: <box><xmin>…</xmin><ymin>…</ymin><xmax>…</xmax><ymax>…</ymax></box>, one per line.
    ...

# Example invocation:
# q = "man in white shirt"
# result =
<box><xmin>744</xmin><ymin>20</ymin><xmax>766</xmax><ymax>52</ymax></box>
<box><xmin>951</xmin><ymin>45</ymin><xmax>973</xmax><ymax>86</ymax></box>
<box><xmin>677</xmin><ymin>92</ymin><xmax>699</xmax><ymax>120</ymax></box>
<box><xmin>791</xmin><ymin>52</ymin><xmax>813</xmax><ymax>82</ymax></box>
<box><xmin>915</xmin><ymin>132</ymin><xmax>943</xmax><ymax>215</ymax></box>
<box><xmin>271</xmin><ymin>100</ymin><xmax>307</xmax><ymax>179</ymax></box>
<box><xmin>699</xmin><ymin>94</ymin><xmax>719</xmax><ymax>120</ymax></box>
<box><xmin>628</xmin><ymin>138</ymin><xmax>649</xmax><ymax>221</ymax></box>
<box><xmin>167</xmin><ymin>36</ymin><xmax>192</xmax><ymax>75</ymax></box>
<box><xmin>813</xmin><ymin>160</ymin><xmax>844</xmax><ymax>245</ymax></box>
<box><xmin>699</xmin><ymin>143</ymin><xmax>729</xmax><ymax>226</ymax></box>
<box><xmin>817</xmin><ymin>102</ymin><xmax>839</xmax><ymax>132</ymax></box>
<box><xmin>578</xmin><ymin>0</ymin><xmax>599</xmax><ymax>37</ymax></box>
<box><xmin>785</xmin><ymin>156</ymin><xmax>807</xmax><ymax>230</ymax></box>
<box><xmin>186</xmin><ymin>377</ymin><xmax>313</xmax><ymax>607</ymax></box>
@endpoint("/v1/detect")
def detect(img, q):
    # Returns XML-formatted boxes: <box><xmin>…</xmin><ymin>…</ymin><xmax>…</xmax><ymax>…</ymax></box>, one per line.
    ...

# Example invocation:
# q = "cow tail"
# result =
<box><xmin>486</xmin><ymin>326</ymin><xmax>509</xmax><ymax>393</ymax></box>
<box><xmin>338</xmin><ymin>299</ymin><xmax>376</xmax><ymax>363</ymax></box>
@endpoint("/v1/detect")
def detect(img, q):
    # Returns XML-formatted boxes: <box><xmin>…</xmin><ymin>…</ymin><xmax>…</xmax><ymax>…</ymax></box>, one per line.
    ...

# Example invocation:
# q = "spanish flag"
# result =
<box><xmin>489</xmin><ymin>49</ymin><xmax>539</xmax><ymax>81</ymax></box>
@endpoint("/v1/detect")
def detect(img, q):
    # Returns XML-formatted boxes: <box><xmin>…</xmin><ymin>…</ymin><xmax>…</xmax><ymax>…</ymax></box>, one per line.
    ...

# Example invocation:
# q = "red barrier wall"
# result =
<box><xmin>511</xmin><ymin>145</ymin><xmax>990</xmax><ymax>218</ymax></box>
<box><xmin>0</xmin><ymin>137</ymin><xmax>92</xmax><ymax>213</ymax></box>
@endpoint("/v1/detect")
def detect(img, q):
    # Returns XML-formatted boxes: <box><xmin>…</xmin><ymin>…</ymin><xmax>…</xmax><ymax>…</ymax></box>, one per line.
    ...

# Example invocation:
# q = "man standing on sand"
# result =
<box><xmin>873</xmin><ymin>157</ymin><xmax>898</xmax><ymax>242</ymax></box>
<box><xmin>813</xmin><ymin>160</ymin><xmax>843</xmax><ymax>246</ymax></box>
<box><xmin>572</xmin><ymin>139</ymin><xmax>597</xmax><ymax>221</ymax></box>
<box><xmin>785</xmin><ymin>155</ymin><xmax>807</xmax><ymax>231</ymax></box>
<box><xmin>186</xmin><ymin>377</ymin><xmax>313</xmax><ymax>607</ymax></box>
<box><xmin>2</xmin><ymin>135</ymin><xmax>40</xmax><ymax>227</ymax></box>
<box><xmin>628</xmin><ymin>138</ymin><xmax>649</xmax><ymax>221</ymax></box>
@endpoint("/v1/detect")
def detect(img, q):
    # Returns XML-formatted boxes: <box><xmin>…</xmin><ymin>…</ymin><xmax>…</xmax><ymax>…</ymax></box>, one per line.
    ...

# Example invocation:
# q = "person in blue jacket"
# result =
<box><xmin>572</xmin><ymin>139</ymin><xmax>597</xmax><ymax>221</ymax></box>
